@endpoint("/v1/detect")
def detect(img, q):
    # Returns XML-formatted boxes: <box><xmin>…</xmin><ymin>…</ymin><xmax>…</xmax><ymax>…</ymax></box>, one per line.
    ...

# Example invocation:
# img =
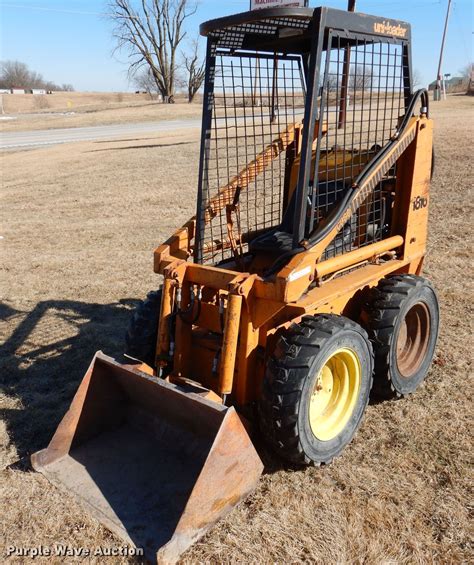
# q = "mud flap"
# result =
<box><xmin>31</xmin><ymin>352</ymin><xmax>263</xmax><ymax>564</ymax></box>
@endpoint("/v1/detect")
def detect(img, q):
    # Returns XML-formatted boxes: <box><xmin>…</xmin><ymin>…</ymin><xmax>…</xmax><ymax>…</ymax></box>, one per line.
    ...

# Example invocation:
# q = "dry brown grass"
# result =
<box><xmin>1</xmin><ymin>95</ymin><xmax>473</xmax><ymax>564</ymax></box>
<box><xmin>2</xmin><ymin>92</ymin><xmax>152</xmax><ymax>114</ymax></box>
<box><xmin>1</xmin><ymin>92</ymin><xmax>202</xmax><ymax>132</ymax></box>
<box><xmin>2</xmin><ymin>91</ymin><xmax>199</xmax><ymax>114</ymax></box>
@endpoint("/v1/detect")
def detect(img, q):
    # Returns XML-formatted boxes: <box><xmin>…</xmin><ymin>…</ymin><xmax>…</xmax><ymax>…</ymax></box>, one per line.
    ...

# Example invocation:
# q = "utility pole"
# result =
<box><xmin>434</xmin><ymin>0</ymin><xmax>452</xmax><ymax>101</ymax></box>
<box><xmin>443</xmin><ymin>72</ymin><xmax>451</xmax><ymax>99</ymax></box>
<box><xmin>337</xmin><ymin>0</ymin><xmax>356</xmax><ymax>129</ymax></box>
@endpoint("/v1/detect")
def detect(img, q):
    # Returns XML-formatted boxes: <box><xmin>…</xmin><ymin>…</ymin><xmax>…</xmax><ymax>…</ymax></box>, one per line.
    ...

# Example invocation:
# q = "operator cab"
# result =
<box><xmin>196</xmin><ymin>7</ymin><xmax>412</xmax><ymax>274</ymax></box>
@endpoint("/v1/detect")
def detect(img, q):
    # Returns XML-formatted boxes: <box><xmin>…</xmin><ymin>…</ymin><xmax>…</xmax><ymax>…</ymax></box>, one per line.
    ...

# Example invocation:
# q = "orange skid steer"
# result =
<box><xmin>32</xmin><ymin>6</ymin><xmax>439</xmax><ymax>564</ymax></box>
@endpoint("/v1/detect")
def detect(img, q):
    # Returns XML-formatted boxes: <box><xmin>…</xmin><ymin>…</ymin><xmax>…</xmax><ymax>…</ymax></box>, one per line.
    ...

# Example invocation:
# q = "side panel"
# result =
<box><xmin>392</xmin><ymin>118</ymin><xmax>433</xmax><ymax>261</ymax></box>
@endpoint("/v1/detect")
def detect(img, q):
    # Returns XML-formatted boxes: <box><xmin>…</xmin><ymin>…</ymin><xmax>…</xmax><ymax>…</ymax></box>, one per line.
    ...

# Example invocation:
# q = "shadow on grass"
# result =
<box><xmin>93</xmin><ymin>137</ymin><xmax>159</xmax><ymax>144</ymax></box>
<box><xmin>1</xmin><ymin>298</ymin><xmax>139</xmax><ymax>462</ymax></box>
<box><xmin>1</xmin><ymin>297</ymin><xmax>368</xmax><ymax>477</ymax></box>
<box><xmin>1</xmin><ymin>297</ymin><xmax>297</xmax><ymax>478</ymax></box>
<box><xmin>87</xmin><ymin>141</ymin><xmax>196</xmax><ymax>153</ymax></box>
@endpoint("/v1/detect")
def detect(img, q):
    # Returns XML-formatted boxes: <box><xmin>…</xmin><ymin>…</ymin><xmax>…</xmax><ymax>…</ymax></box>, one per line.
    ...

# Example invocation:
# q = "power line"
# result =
<box><xmin>363</xmin><ymin>1</ymin><xmax>441</xmax><ymax>10</ymax></box>
<box><xmin>1</xmin><ymin>0</ymin><xmax>247</xmax><ymax>17</ymax></box>
<box><xmin>1</xmin><ymin>3</ymin><xmax>137</xmax><ymax>17</ymax></box>
<box><xmin>452</xmin><ymin>1</ymin><xmax>472</xmax><ymax>64</ymax></box>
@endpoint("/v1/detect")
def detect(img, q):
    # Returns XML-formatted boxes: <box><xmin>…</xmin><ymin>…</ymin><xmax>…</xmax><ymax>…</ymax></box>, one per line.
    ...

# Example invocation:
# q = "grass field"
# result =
<box><xmin>0</xmin><ymin>92</ymin><xmax>202</xmax><ymax>132</ymax></box>
<box><xmin>2</xmin><ymin>91</ymin><xmax>155</xmax><ymax>113</ymax></box>
<box><xmin>1</xmin><ymin>95</ymin><xmax>473</xmax><ymax>563</ymax></box>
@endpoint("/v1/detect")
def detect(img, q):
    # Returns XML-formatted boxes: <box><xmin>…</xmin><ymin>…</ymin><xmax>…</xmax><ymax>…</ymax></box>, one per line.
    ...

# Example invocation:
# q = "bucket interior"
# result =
<box><xmin>35</xmin><ymin>359</ymin><xmax>226</xmax><ymax>558</ymax></box>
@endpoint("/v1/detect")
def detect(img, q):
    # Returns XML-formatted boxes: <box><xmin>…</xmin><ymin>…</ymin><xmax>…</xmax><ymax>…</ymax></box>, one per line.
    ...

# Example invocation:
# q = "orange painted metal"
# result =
<box><xmin>272</xmin><ymin>118</ymin><xmax>421</xmax><ymax>304</ymax></box>
<box><xmin>218</xmin><ymin>293</ymin><xmax>243</xmax><ymax>395</ymax></box>
<box><xmin>296</xmin><ymin>260</ymin><xmax>412</xmax><ymax>313</ymax></box>
<box><xmin>148</xmin><ymin>115</ymin><xmax>433</xmax><ymax>404</ymax></box>
<box><xmin>315</xmin><ymin>235</ymin><xmax>404</xmax><ymax>279</ymax></box>
<box><xmin>393</xmin><ymin>119</ymin><xmax>433</xmax><ymax>258</ymax></box>
<box><xmin>234</xmin><ymin>303</ymin><xmax>260</xmax><ymax>406</ymax></box>
<box><xmin>156</xmin><ymin>276</ymin><xmax>174</xmax><ymax>366</ymax></box>
<box><xmin>184</xmin><ymin>263</ymin><xmax>242</xmax><ymax>290</ymax></box>
<box><xmin>288</xmin><ymin>146</ymin><xmax>378</xmax><ymax>189</ymax></box>
<box><xmin>173</xmin><ymin>282</ymin><xmax>192</xmax><ymax>377</ymax></box>
<box><xmin>31</xmin><ymin>353</ymin><xmax>263</xmax><ymax>564</ymax></box>
<box><xmin>154</xmin><ymin>221</ymin><xmax>195</xmax><ymax>273</ymax></box>
<box><xmin>148</xmin><ymin>116</ymin><xmax>432</xmax><ymax>404</ymax></box>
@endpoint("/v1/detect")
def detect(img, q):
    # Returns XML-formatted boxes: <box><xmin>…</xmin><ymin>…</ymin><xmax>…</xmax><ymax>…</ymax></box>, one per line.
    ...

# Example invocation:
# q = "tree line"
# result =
<box><xmin>0</xmin><ymin>60</ymin><xmax>74</xmax><ymax>92</ymax></box>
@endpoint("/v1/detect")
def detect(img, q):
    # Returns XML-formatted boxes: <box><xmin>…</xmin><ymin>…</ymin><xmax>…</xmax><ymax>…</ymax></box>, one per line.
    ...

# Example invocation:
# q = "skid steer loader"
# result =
<box><xmin>32</xmin><ymin>6</ymin><xmax>439</xmax><ymax>563</ymax></box>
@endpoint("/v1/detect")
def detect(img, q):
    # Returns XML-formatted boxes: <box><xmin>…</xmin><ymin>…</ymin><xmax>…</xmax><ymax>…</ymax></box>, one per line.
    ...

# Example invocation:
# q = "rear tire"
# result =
<box><xmin>259</xmin><ymin>314</ymin><xmax>373</xmax><ymax>465</ymax></box>
<box><xmin>361</xmin><ymin>274</ymin><xmax>439</xmax><ymax>399</ymax></box>
<box><xmin>125</xmin><ymin>290</ymin><xmax>161</xmax><ymax>367</ymax></box>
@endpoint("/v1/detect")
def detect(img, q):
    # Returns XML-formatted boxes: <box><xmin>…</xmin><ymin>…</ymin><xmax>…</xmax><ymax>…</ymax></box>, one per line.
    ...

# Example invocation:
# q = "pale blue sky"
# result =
<box><xmin>1</xmin><ymin>0</ymin><xmax>472</xmax><ymax>91</ymax></box>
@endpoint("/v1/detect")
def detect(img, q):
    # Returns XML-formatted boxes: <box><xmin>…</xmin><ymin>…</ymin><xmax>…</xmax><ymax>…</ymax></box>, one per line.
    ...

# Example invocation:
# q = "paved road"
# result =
<box><xmin>0</xmin><ymin>119</ymin><xmax>202</xmax><ymax>150</ymax></box>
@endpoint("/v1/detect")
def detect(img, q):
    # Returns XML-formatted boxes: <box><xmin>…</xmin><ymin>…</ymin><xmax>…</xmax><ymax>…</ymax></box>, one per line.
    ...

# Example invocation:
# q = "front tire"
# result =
<box><xmin>259</xmin><ymin>314</ymin><xmax>373</xmax><ymax>465</ymax></box>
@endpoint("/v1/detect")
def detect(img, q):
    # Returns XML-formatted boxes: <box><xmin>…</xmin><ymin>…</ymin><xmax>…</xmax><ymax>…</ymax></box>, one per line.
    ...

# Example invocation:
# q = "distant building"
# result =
<box><xmin>428</xmin><ymin>76</ymin><xmax>467</xmax><ymax>93</ymax></box>
<box><xmin>7</xmin><ymin>87</ymin><xmax>48</xmax><ymax>94</ymax></box>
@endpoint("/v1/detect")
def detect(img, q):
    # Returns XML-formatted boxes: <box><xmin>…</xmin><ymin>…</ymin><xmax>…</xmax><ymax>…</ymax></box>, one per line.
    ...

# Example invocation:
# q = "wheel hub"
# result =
<box><xmin>396</xmin><ymin>302</ymin><xmax>430</xmax><ymax>378</ymax></box>
<box><xmin>309</xmin><ymin>348</ymin><xmax>361</xmax><ymax>441</ymax></box>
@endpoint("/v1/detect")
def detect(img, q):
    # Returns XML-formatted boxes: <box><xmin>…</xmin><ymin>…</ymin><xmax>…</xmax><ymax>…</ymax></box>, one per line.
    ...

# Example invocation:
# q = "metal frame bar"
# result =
<box><xmin>292</xmin><ymin>10</ymin><xmax>326</xmax><ymax>246</ymax></box>
<box><xmin>402</xmin><ymin>42</ymin><xmax>413</xmax><ymax>109</ymax></box>
<box><xmin>215</xmin><ymin>50</ymin><xmax>303</xmax><ymax>63</ymax></box>
<box><xmin>308</xmin><ymin>29</ymin><xmax>333</xmax><ymax>236</ymax></box>
<box><xmin>195</xmin><ymin>39</ymin><xmax>217</xmax><ymax>264</ymax></box>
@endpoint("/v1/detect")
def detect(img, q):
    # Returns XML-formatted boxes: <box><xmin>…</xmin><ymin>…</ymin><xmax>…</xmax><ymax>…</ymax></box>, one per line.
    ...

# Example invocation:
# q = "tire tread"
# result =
<box><xmin>259</xmin><ymin>314</ymin><xmax>373</xmax><ymax>465</ymax></box>
<box><xmin>125</xmin><ymin>289</ymin><xmax>161</xmax><ymax>367</ymax></box>
<box><xmin>361</xmin><ymin>274</ymin><xmax>436</xmax><ymax>399</ymax></box>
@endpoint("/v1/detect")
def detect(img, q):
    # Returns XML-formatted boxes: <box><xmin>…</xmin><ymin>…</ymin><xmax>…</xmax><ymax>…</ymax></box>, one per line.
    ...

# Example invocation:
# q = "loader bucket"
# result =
<box><xmin>31</xmin><ymin>352</ymin><xmax>263</xmax><ymax>564</ymax></box>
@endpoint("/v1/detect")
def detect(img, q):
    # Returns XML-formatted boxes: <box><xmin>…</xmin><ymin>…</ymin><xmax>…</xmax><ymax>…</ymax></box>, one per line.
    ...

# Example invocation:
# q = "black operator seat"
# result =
<box><xmin>249</xmin><ymin>180</ymin><xmax>350</xmax><ymax>257</ymax></box>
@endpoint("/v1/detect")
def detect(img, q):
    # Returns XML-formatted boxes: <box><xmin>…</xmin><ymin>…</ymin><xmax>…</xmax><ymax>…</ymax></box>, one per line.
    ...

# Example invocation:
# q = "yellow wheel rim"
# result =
<box><xmin>309</xmin><ymin>348</ymin><xmax>361</xmax><ymax>441</ymax></box>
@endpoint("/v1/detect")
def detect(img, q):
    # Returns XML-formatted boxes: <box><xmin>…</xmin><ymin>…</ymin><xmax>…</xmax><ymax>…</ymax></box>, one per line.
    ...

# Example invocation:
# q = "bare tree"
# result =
<box><xmin>44</xmin><ymin>81</ymin><xmax>57</xmax><ymax>92</ymax></box>
<box><xmin>133</xmin><ymin>68</ymin><xmax>159</xmax><ymax>99</ymax></box>
<box><xmin>0</xmin><ymin>60</ymin><xmax>42</xmax><ymax>89</ymax></box>
<box><xmin>182</xmin><ymin>39</ymin><xmax>205</xmax><ymax>102</ymax></box>
<box><xmin>349</xmin><ymin>65</ymin><xmax>373</xmax><ymax>91</ymax></box>
<box><xmin>326</xmin><ymin>73</ymin><xmax>339</xmax><ymax>92</ymax></box>
<box><xmin>0</xmin><ymin>60</ymin><xmax>73</xmax><ymax>91</ymax></box>
<box><xmin>324</xmin><ymin>65</ymin><xmax>372</xmax><ymax>94</ymax></box>
<box><xmin>109</xmin><ymin>0</ymin><xmax>197</xmax><ymax>102</ymax></box>
<box><xmin>412</xmin><ymin>69</ymin><xmax>423</xmax><ymax>89</ymax></box>
<box><xmin>459</xmin><ymin>62</ymin><xmax>473</xmax><ymax>79</ymax></box>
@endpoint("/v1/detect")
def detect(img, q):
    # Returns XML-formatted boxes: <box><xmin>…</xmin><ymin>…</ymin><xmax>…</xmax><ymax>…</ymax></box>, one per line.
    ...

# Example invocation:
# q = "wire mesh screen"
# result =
<box><xmin>209</xmin><ymin>16</ymin><xmax>311</xmax><ymax>50</ymax></box>
<box><xmin>310</xmin><ymin>34</ymin><xmax>408</xmax><ymax>259</ymax></box>
<box><xmin>197</xmin><ymin>49</ymin><xmax>305</xmax><ymax>264</ymax></box>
